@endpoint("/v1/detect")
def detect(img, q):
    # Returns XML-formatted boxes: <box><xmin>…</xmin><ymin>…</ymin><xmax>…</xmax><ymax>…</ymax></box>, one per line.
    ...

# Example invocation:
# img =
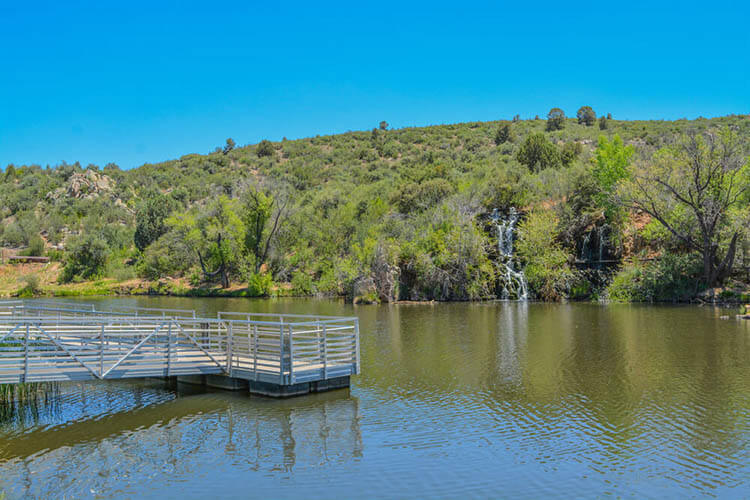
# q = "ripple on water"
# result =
<box><xmin>0</xmin><ymin>300</ymin><xmax>749</xmax><ymax>499</ymax></box>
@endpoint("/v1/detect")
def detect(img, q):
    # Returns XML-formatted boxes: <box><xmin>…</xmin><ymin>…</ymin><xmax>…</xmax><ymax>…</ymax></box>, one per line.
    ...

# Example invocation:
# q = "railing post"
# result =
<box><xmin>288</xmin><ymin>324</ymin><xmax>295</xmax><ymax>384</ymax></box>
<box><xmin>100</xmin><ymin>323</ymin><xmax>105</xmax><ymax>378</ymax></box>
<box><xmin>23</xmin><ymin>323</ymin><xmax>29</xmax><ymax>383</ymax></box>
<box><xmin>253</xmin><ymin>324</ymin><xmax>259</xmax><ymax>381</ymax></box>
<box><xmin>226</xmin><ymin>322</ymin><xmax>234</xmax><ymax>377</ymax></box>
<box><xmin>321</xmin><ymin>322</ymin><xmax>328</xmax><ymax>380</ymax></box>
<box><xmin>354</xmin><ymin>319</ymin><xmax>361</xmax><ymax>375</ymax></box>
<box><xmin>167</xmin><ymin>322</ymin><xmax>173</xmax><ymax>377</ymax></box>
<box><xmin>279</xmin><ymin>323</ymin><xmax>285</xmax><ymax>385</ymax></box>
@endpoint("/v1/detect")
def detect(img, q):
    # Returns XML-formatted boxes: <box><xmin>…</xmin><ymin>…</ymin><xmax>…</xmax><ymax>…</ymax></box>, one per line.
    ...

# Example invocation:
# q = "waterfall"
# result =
<box><xmin>491</xmin><ymin>208</ymin><xmax>528</xmax><ymax>301</ymax></box>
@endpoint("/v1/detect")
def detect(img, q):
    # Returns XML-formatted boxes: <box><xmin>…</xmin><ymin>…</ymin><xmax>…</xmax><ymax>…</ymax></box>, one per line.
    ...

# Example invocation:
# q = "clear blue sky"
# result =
<box><xmin>1</xmin><ymin>0</ymin><xmax>748</xmax><ymax>170</ymax></box>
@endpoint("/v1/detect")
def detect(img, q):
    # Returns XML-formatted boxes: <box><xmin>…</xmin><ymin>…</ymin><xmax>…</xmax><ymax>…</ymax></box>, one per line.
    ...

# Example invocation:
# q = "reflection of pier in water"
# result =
<box><xmin>0</xmin><ymin>380</ymin><xmax>362</xmax><ymax>498</ymax></box>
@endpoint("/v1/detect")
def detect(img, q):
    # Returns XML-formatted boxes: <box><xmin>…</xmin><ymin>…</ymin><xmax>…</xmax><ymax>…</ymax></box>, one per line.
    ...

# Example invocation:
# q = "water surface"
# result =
<box><xmin>1</xmin><ymin>298</ymin><xmax>749</xmax><ymax>499</ymax></box>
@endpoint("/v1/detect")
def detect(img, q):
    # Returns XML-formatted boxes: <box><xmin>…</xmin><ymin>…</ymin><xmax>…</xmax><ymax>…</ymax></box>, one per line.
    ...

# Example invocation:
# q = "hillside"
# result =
<box><xmin>2</xmin><ymin>111</ymin><xmax>749</xmax><ymax>302</ymax></box>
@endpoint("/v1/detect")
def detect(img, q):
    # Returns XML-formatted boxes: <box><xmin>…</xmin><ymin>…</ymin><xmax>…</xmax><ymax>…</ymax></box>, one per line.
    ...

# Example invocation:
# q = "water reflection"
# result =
<box><xmin>0</xmin><ymin>380</ymin><xmax>362</xmax><ymax>499</ymax></box>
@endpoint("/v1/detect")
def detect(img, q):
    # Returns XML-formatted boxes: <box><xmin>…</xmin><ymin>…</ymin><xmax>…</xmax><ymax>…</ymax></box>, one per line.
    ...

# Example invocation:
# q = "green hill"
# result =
<box><xmin>2</xmin><ymin>111</ymin><xmax>749</xmax><ymax>302</ymax></box>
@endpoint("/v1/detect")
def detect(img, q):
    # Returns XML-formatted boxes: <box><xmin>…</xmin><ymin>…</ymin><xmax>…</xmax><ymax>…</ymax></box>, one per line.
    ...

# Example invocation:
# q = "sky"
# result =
<box><xmin>1</xmin><ymin>0</ymin><xmax>748</xmax><ymax>170</ymax></box>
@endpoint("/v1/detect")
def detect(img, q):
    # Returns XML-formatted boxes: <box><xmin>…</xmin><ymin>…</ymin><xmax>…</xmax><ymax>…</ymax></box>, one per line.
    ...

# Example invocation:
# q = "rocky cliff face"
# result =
<box><xmin>46</xmin><ymin>170</ymin><xmax>113</xmax><ymax>201</ymax></box>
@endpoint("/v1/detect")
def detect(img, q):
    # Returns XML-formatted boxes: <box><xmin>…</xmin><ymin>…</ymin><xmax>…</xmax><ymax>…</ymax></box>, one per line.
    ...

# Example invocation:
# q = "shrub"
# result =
<box><xmin>516</xmin><ymin>209</ymin><xmax>575</xmax><ymax>301</ymax></box>
<box><xmin>605</xmin><ymin>253</ymin><xmax>701</xmax><ymax>302</ymax></box>
<box><xmin>26</xmin><ymin>235</ymin><xmax>45</xmax><ymax>256</ymax></box>
<box><xmin>18</xmin><ymin>274</ymin><xmax>42</xmax><ymax>297</ymax></box>
<box><xmin>560</xmin><ymin>142</ymin><xmax>583</xmax><ymax>167</ymax></box>
<box><xmin>494</xmin><ymin>122</ymin><xmax>514</xmax><ymax>145</ymax></box>
<box><xmin>516</xmin><ymin>133</ymin><xmax>560</xmax><ymax>171</ymax></box>
<box><xmin>60</xmin><ymin>234</ymin><xmax>110</xmax><ymax>283</ymax></box>
<box><xmin>256</xmin><ymin>140</ymin><xmax>275</xmax><ymax>158</ymax></box>
<box><xmin>391</xmin><ymin>178</ymin><xmax>454</xmax><ymax>213</ymax></box>
<box><xmin>247</xmin><ymin>271</ymin><xmax>273</xmax><ymax>296</ymax></box>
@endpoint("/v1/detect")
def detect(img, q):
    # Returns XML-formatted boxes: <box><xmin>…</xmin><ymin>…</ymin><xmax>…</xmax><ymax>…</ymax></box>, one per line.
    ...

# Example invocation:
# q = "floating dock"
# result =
<box><xmin>0</xmin><ymin>300</ymin><xmax>360</xmax><ymax>397</ymax></box>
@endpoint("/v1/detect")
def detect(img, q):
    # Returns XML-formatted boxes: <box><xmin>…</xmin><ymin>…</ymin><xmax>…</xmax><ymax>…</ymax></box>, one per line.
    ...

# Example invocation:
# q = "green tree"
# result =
<box><xmin>223</xmin><ymin>138</ymin><xmax>236</xmax><ymax>154</ymax></box>
<box><xmin>60</xmin><ymin>234</ymin><xmax>110</xmax><ymax>282</ymax></box>
<box><xmin>546</xmin><ymin>107</ymin><xmax>566</xmax><ymax>131</ymax></box>
<box><xmin>4</xmin><ymin>165</ymin><xmax>16</xmax><ymax>181</ymax></box>
<box><xmin>241</xmin><ymin>185</ymin><xmax>290</xmax><ymax>273</ymax></box>
<box><xmin>577</xmin><ymin>106</ymin><xmax>596</xmax><ymax>126</ymax></box>
<box><xmin>516</xmin><ymin>133</ymin><xmax>560</xmax><ymax>171</ymax></box>
<box><xmin>619</xmin><ymin>128</ymin><xmax>750</xmax><ymax>288</ymax></box>
<box><xmin>169</xmin><ymin>196</ymin><xmax>245</xmax><ymax>288</ymax></box>
<box><xmin>494</xmin><ymin>121</ymin><xmax>514</xmax><ymax>145</ymax></box>
<box><xmin>379</xmin><ymin>121</ymin><xmax>389</xmax><ymax>130</ymax></box>
<box><xmin>599</xmin><ymin>116</ymin><xmax>608</xmax><ymax>130</ymax></box>
<box><xmin>256</xmin><ymin>140</ymin><xmax>275</xmax><ymax>158</ymax></box>
<box><xmin>134</xmin><ymin>192</ymin><xmax>177</xmax><ymax>252</ymax></box>
<box><xmin>593</xmin><ymin>134</ymin><xmax>634</xmax><ymax>217</ymax></box>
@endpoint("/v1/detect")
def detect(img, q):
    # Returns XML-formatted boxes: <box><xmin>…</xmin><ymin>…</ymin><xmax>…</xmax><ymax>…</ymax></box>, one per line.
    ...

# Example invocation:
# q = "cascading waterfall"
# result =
<box><xmin>491</xmin><ymin>208</ymin><xmax>528</xmax><ymax>301</ymax></box>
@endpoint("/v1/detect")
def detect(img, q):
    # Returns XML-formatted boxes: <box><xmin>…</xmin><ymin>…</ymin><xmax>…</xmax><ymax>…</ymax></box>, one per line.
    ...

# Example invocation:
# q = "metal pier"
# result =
<box><xmin>0</xmin><ymin>300</ymin><xmax>360</xmax><ymax>397</ymax></box>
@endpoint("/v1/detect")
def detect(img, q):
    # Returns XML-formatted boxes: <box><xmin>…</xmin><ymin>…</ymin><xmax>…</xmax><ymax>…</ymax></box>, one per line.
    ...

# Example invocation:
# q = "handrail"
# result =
<box><xmin>0</xmin><ymin>300</ymin><xmax>360</xmax><ymax>387</ymax></box>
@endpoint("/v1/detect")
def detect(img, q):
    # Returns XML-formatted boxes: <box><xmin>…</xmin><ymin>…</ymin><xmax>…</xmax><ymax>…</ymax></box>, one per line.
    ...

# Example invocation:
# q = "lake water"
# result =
<box><xmin>1</xmin><ymin>298</ymin><xmax>749</xmax><ymax>499</ymax></box>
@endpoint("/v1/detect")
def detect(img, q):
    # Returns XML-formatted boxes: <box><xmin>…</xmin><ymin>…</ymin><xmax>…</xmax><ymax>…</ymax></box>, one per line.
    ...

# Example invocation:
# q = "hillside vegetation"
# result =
<box><xmin>2</xmin><ymin>109</ymin><xmax>749</xmax><ymax>302</ymax></box>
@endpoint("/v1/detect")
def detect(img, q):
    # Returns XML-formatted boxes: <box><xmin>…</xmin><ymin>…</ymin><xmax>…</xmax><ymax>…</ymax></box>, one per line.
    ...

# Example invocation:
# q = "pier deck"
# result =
<box><xmin>0</xmin><ymin>300</ymin><xmax>360</xmax><ymax>397</ymax></box>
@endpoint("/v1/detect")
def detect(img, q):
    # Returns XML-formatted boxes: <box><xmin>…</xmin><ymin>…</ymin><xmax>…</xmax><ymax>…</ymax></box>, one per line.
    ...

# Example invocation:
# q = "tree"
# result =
<box><xmin>546</xmin><ymin>108</ymin><xmax>566</xmax><ymax>131</ymax></box>
<box><xmin>256</xmin><ymin>139</ymin><xmax>275</xmax><ymax>158</ymax></box>
<box><xmin>577</xmin><ymin>106</ymin><xmax>596</xmax><ymax>126</ymax></box>
<box><xmin>516</xmin><ymin>133</ymin><xmax>560</xmax><ymax>171</ymax></box>
<box><xmin>169</xmin><ymin>196</ymin><xmax>245</xmax><ymax>288</ymax></box>
<box><xmin>134</xmin><ymin>192</ymin><xmax>177</xmax><ymax>252</ymax></box>
<box><xmin>593</xmin><ymin>135</ymin><xmax>634</xmax><ymax>217</ymax></box>
<box><xmin>599</xmin><ymin>116</ymin><xmax>608</xmax><ymax>130</ymax></box>
<box><xmin>379</xmin><ymin>121</ymin><xmax>389</xmax><ymax>131</ymax></box>
<box><xmin>4</xmin><ymin>165</ymin><xmax>16</xmax><ymax>181</ymax></box>
<box><xmin>60</xmin><ymin>234</ymin><xmax>110</xmax><ymax>282</ymax></box>
<box><xmin>223</xmin><ymin>138</ymin><xmax>236</xmax><ymax>154</ymax></box>
<box><xmin>494</xmin><ymin>122</ymin><xmax>514</xmax><ymax>145</ymax></box>
<box><xmin>619</xmin><ymin>128</ymin><xmax>750</xmax><ymax>288</ymax></box>
<box><xmin>241</xmin><ymin>185</ymin><xmax>290</xmax><ymax>273</ymax></box>
<box><xmin>512</xmin><ymin>114</ymin><xmax>520</xmax><ymax>123</ymax></box>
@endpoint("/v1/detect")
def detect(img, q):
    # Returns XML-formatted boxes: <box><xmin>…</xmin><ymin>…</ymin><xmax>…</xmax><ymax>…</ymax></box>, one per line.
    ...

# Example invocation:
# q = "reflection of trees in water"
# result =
<box><xmin>0</xmin><ymin>384</ymin><xmax>362</xmax><ymax>499</ymax></box>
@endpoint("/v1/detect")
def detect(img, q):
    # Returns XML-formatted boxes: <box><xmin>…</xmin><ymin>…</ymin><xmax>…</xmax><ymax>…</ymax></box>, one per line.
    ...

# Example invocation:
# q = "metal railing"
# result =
<box><xmin>0</xmin><ymin>301</ymin><xmax>359</xmax><ymax>386</ymax></box>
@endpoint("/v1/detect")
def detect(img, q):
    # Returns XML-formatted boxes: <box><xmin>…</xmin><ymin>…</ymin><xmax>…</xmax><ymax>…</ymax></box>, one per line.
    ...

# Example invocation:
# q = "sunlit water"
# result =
<box><xmin>1</xmin><ymin>298</ymin><xmax>749</xmax><ymax>499</ymax></box>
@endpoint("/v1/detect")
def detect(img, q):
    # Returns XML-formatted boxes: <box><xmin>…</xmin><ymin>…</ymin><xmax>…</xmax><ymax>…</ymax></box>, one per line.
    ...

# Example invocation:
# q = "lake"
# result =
<box><xmin>1</xmin><ymin>298</ymin><xmax>749</xmax><ymax>499</ymax></box>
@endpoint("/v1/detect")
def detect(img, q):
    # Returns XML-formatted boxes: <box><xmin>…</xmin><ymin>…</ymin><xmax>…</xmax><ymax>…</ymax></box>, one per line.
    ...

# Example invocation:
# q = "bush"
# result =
<box><xmin>516</xmin><ymin>133</ymin><xmax>560</xmax><ymax>171</ymax></box>
<box><xmin>18</xmin><ymin>274</ymin><xmax>42</xmax><ymax>297</ymax></box>
<box><xmin>516</xmin><ymin>209</ymin><xmax>575</xmax><ymax>301</ymax></box>
<box><xmin>606</xmin><ymin>253</ymin><xmax>701</xmax><ymax>302</ymax></box>
<box><xmin>247</xmin><ymin>271</ymin><xmax>273</xmax><ymax>296</ymax></box>
<box><xmin>60</xmin><ymin>234</ymin><xmax>110</xmax><ymax>283</ymax></box>
<box><xmin>494</xmin><ymin>122</ymin><xmax>514</xmax><ymax>145</ymax></box>
<box><xmin>256</xmin><ymin>140</ymin><xmax>275</xmax><ymax>158</ymax></box>
<box><xmin>25</xmin><ymin>235</ymin><xmax>45</xmax><ymax>257</ymax></box>
<box><xmin>391</xmin><ymin>178</ymin><xmax>454</xmax><ymax>213</ymax></box>
<box><xmin>138</xmin><ymin>232</ymin><xmax>193</xmax><ymax>280</ymax></box>
<box><xmin>560</xmin><ymin>142</ymin><xmax>583</xmax><ymax>167</ymax></box>
<box><xmin>2</xmin><ymin>222</ymin><xmax>26</xmax><ymax>247</ymax></box>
